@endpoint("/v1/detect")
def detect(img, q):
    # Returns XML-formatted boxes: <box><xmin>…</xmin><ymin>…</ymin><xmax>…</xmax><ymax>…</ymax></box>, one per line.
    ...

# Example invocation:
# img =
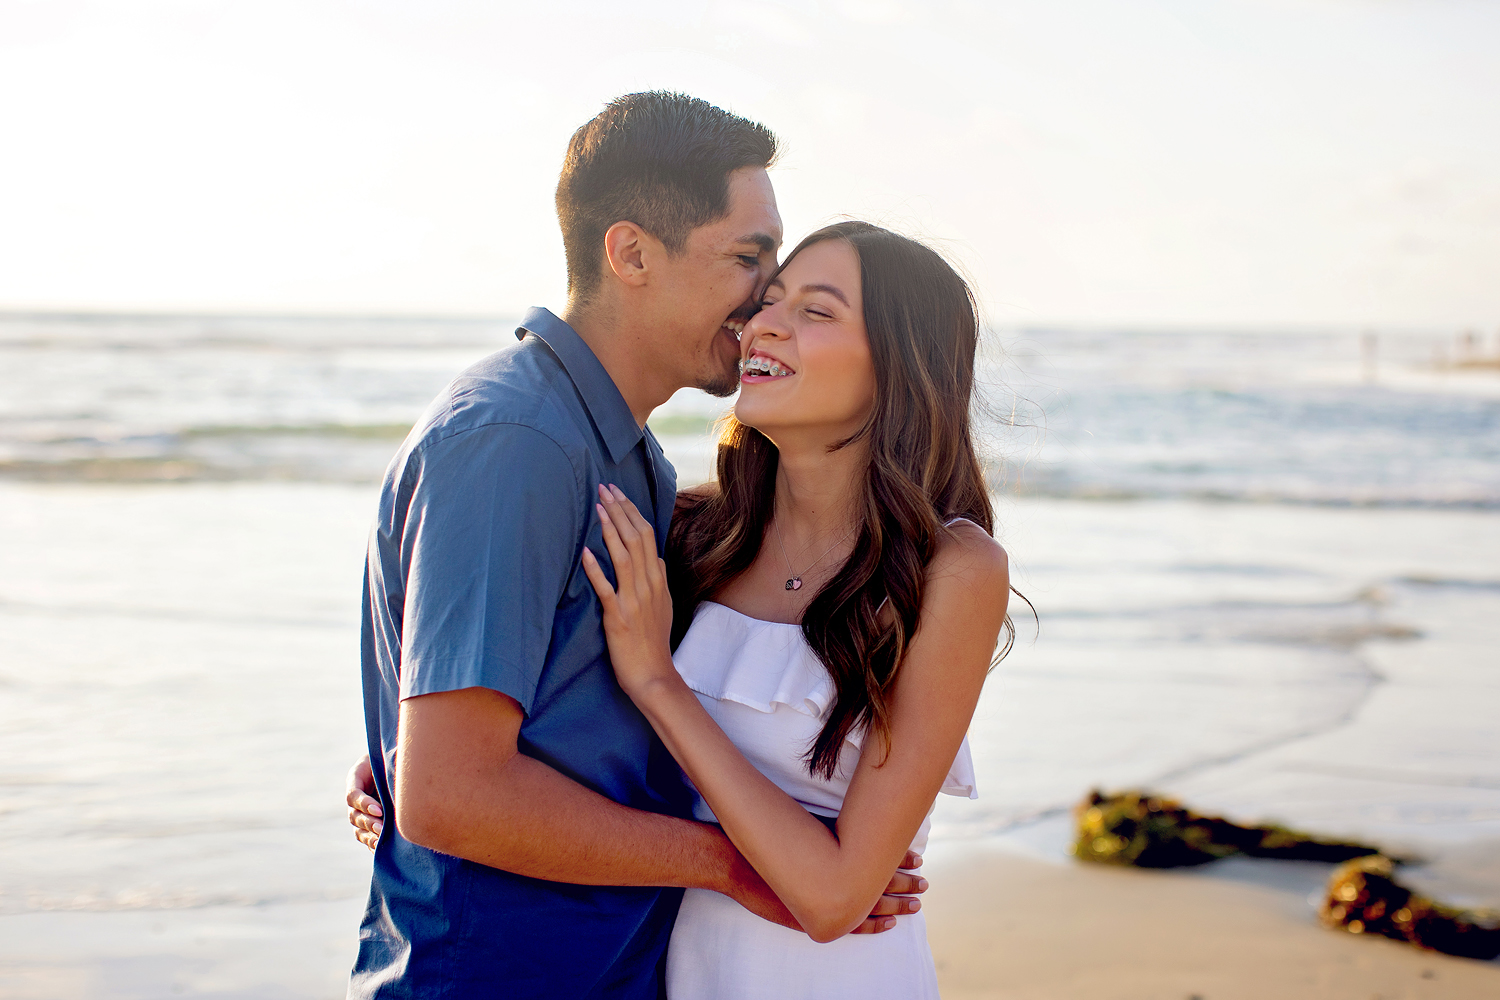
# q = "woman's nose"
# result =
<box><xmin>744</xmin><ymin>303</ymin><xmax>788</xmax><ymax>341</ymax></box>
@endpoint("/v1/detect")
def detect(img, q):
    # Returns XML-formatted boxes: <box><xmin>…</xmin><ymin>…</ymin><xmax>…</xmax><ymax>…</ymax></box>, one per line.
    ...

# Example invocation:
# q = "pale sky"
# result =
<box><xmin>2</xmin><ymin>0</ymin><xmax>1497</xmax><ymax>326</ymax></box>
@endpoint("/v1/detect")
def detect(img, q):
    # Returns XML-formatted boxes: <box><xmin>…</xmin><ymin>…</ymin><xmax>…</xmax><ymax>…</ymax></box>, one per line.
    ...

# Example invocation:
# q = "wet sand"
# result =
<box><xmin>0</xmin><ymin>899</ymin><xmax>363</xmax><ymax>1000</ymax></box>
<box><xmin>925</xmin><ymin>846</ymin><xmax>1500</xmax><ymax>999</ymax></box>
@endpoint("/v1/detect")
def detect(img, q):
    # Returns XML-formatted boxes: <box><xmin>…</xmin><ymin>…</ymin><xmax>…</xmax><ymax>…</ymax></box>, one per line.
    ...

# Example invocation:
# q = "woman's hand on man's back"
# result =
<box><xmin>347</xmin><ymin>755</ymin><xmax>383</xmax><ymax>851</ymax></box>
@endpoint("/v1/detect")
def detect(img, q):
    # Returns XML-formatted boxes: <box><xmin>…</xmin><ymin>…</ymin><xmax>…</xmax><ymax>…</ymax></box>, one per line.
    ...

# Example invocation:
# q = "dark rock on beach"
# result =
<box><xmin>1071</xmin><ymin>789</ymin><xmax>1387</xmax><ymax>868</ymax></box>
<box><xmin>1319</xmin><ymin>854</ymin><xmax>1500</xmax><ymax>961</ymax></box>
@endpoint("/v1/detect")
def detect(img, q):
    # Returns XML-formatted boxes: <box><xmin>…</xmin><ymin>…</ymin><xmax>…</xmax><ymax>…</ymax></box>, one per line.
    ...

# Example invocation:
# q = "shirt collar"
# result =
<box><xmin>516</xmin><ymin>307</ymin><xmax>643</xmax><ymax>464</ymax></box>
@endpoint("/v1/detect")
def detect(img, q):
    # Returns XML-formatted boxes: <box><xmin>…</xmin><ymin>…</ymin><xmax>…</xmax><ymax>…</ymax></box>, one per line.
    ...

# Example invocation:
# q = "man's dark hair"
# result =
<box><xmin>556</xmin><ymin>91</ymin><xmax>778</xmax><ymax>300</ymax></box>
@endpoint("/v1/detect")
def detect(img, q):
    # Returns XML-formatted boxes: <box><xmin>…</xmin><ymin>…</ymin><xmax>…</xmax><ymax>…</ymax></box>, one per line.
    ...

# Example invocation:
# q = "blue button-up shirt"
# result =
<box><xmin>352</xmin><ymin>308</ymin><xmax>689</xmax><ymax>999</ymax></box>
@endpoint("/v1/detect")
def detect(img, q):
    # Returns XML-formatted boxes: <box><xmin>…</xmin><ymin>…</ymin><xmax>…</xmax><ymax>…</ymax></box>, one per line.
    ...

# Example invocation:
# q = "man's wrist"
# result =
<box><xmin>692</xmin><ymin>826</ymin><xmax>802</xmax><ymax>932</ymax></box>
<box><xmin>686</xmin><ymin>821</ymin><xmax>746</xmax><ymax>896</ymax></box>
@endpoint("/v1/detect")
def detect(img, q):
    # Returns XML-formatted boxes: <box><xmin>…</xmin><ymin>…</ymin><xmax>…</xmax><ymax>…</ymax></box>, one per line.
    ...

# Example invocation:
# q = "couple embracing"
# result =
<box><xmin>345</xmin><ymin>91</ymin><xmax>1016</xmax><ymax>999</ymax></box>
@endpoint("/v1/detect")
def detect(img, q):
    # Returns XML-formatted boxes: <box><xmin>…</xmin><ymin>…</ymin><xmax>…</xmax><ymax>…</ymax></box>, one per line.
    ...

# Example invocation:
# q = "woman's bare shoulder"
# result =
<box><xmin>929</xmin><ymin>518</ymin><xmax>1010</xmax><ymax>598</ymax></box>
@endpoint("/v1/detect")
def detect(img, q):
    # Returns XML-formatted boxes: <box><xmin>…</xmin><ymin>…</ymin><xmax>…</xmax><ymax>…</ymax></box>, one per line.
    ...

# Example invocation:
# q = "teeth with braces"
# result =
<box><xmin>738</xmin><ymin>357</ymin><xmax>793</xmax><ymax>377</ymax></box>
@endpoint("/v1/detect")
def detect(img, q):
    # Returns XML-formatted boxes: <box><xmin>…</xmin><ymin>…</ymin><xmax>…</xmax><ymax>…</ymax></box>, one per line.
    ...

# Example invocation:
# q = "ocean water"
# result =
<box><xmin>2</xmin><ymin>314</ymin><xmax>1498</xmax><ymax>996</ymax></box>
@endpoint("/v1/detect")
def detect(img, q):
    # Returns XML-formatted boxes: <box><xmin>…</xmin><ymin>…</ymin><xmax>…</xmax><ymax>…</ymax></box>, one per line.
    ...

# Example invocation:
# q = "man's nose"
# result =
<box><xmin>755</xmin><ymin>259</ymin><xmax>780</xmax><ymax>294</ymax></box>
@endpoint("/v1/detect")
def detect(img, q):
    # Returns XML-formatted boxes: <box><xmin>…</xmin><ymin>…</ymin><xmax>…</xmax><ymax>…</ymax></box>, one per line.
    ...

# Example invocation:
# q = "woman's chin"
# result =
<box><xmin>733</xmin><ymin>400</ymin><xmax>864</xmax><ymax>444</ymax></box>
<box><xmin>732</xmin><ymin>399</ymin><xmax>786</xmax><ymax>435</ymax></box>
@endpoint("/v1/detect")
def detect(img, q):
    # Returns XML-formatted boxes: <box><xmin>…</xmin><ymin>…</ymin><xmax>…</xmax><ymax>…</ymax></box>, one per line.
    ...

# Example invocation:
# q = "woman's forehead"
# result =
<box><xmin>774</xmin><ymin>239</ymin><xmax>860</xmax><ymax>293</ymax></box>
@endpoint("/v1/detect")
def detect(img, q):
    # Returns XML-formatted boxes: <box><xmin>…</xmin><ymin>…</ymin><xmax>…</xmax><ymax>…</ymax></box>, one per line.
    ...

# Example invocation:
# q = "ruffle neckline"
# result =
<box><xmin>672</xmin><ymin>601</ymin><xmax>977</xmax><ymax>799</ymax></box>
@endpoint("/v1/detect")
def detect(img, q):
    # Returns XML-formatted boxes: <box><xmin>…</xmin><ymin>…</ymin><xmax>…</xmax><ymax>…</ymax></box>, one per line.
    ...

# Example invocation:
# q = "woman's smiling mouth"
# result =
<box><xmin>738</xmin><ymin>353</ymin><xmax>796</xmax><ymax>381</ymax></box>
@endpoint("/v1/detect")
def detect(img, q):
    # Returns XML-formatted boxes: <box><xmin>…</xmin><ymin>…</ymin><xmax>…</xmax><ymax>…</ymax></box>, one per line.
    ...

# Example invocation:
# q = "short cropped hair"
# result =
<box><xmin>555</xmin><ymin>91</ymin><xmax>778</xmax><ymax>299</ymax></box>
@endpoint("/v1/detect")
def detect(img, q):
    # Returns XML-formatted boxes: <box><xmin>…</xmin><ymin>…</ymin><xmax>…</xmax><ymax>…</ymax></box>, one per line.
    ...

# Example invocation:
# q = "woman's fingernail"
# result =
<box><xmin>372</xmin><ymin>822</ymin><xmax>382</xmax><ymax>834</ymax></box>
<box><xmin>882</xmin><ymin>917</ymin><xmax>895</xmax><ymax>929</ymax></box>
<box><xmin>369</xmin><ymin>804</ymin><xmax>383</xmax><ymax>817</ymax></box>
<box><xmin>597</xmin><ymin>503</ymin><xmax>610</xmax><ymax>521</ymax></box>
<box><xmin>917</xmin><ymin>878</ymin><xmax>929</xmax><ymax>891</ymax></box>
<box><xmin>906</xmin><ymin>899</ymin><xmax>920</xmax><ymax>913</ymax></box>
<box><xmin>911</xmin><ymin>855</ymin><xmax>922</xmax><ymax>867</ymax></box>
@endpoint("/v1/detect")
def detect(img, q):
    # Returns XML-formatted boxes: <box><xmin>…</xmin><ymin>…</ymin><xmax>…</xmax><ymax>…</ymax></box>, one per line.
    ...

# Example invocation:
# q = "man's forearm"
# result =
<box><xmin>393</xmin><ymin>686</ymin><xmax>799</xmax><ymax>929</ymax></box>
<box><xmin>406</xmin><ymin>749</ymin><xmax>734</xmax><ymax>889</ymax></box>
<box><xmin>403</xmin><ymin>751</ymin><xmax>801</xmax><ymax>929</ymax></box>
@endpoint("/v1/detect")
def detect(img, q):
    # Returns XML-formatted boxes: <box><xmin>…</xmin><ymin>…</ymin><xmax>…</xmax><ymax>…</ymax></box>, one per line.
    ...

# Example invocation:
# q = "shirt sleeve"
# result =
<box><xmin>397</xmin><ymin>421</ymin><xmax>581</xmax><ymax>713</ymax></box>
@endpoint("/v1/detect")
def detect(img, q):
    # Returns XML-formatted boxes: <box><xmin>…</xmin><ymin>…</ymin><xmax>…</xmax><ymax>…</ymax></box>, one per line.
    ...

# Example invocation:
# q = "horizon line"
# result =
<box><xmin>1</xmin><ymin>307</ymin><xmax>1491</xmax><ymax>337</ymax></box>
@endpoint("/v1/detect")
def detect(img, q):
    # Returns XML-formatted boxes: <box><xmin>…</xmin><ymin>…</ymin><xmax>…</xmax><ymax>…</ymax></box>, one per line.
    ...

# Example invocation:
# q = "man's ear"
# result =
<box><xmin>603</xmin><ymin>221</ymin><xmax>655</xmax><ymax>288</ymax></box>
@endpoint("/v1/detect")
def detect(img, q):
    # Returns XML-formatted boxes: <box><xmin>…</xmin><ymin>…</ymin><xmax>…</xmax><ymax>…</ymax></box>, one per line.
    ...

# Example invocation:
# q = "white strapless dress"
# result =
<box><xmin>665</xmin><ymin>601</ymin><xmax>977</xmax><ymax>1000</ymax></box>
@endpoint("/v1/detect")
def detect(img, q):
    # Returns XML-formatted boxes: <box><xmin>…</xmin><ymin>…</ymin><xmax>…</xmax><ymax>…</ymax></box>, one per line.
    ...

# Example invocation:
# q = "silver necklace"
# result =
<box><xmin>772</xmin><ymin>518</ymin><xmax>855</xmax><ymax>592</ymax></box>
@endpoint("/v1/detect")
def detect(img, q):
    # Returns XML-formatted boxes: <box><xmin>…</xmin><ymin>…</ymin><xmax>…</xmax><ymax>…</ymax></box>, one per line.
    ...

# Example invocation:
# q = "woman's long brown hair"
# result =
<box><xmin>667</xmin><ymin>221</ymin><xmax>1017</xmax><ymax>780</ymax></box>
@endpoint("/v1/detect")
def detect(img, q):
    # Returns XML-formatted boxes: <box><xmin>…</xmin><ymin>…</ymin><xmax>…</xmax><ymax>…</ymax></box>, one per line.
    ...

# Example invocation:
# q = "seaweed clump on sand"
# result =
<box><xmin>1320</xmin><ymin>855</ymin><xmax>1500</xmax><ymax>960</ymax></box>
<box><xmin>1071</xmin><ymin>789</ymin><xmax>1386</xmax><ymax>868</ymax></box>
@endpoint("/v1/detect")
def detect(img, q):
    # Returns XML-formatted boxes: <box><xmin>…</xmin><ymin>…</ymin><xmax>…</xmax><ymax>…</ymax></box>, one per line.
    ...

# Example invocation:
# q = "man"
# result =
<box><xmin>350</xmin><ymin>92</ymin><xmax>921</xmax><ymax>999</ymax></box>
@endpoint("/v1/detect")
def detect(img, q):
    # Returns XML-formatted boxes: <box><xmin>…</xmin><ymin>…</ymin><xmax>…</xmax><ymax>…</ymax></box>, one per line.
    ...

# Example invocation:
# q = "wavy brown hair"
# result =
<box><xmin>667</xmin><ymin>221</ymin><xmax>1018</xmax><ymax>780</ymax></box>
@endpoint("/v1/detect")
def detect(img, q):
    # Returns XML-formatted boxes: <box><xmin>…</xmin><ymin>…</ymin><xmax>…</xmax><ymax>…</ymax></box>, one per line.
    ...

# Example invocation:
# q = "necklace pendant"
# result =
<box><xmin>786</xmin><ymin>578</ymin><xmax>802</xmax><ymax>591</ymax></box>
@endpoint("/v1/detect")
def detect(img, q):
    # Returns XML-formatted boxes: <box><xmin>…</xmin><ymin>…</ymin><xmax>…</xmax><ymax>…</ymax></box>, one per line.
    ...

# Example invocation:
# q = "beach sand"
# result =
<box><xmin>5</xmin><ymin>851</ymin><xmax>1497</xmax><ymax>999</ymax></box>
<box><xmin>925</xmin><ymin>846</ymin><xmax>1500</xmax><ymax>999</ymax></box>
<box><xmin>4</xmin><ymin>483</ymin><xmax>1499</xmax><ymax>996</ymax></box>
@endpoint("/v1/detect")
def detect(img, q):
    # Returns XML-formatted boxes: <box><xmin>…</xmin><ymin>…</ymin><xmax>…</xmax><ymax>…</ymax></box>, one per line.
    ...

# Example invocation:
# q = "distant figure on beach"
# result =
<box><xmin>346</xmin><ymin>92</ymin><xmax>1013</xmax><ymax>999</ymax></box>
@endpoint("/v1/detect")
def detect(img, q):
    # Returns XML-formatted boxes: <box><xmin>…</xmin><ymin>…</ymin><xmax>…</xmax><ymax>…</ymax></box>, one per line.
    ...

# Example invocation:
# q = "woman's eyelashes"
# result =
<box><xmin>753</xmin><ymin>297</ymin><xmax>833</xmax><ymax>321</ymax></box>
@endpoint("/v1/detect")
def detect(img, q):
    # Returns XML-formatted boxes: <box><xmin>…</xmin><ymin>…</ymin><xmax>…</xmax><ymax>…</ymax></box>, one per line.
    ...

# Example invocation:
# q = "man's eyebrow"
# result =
<box><xmin>735</xmin><ymin>233</ymin><xmax>779</xmax><ymax>254</ymax></box>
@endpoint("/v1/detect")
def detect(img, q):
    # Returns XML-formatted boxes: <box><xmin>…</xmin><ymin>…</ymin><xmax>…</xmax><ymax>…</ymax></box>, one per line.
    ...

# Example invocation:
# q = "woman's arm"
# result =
<box><xmin>581</xmin><ymin>485</ymin><xmax>1008</xmax><ymax>942</ymax></box>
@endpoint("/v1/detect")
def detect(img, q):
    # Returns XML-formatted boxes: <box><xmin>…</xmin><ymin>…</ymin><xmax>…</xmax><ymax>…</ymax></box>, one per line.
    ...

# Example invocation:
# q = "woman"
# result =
<box><xmin>588</xmin><ymin>220</ymin><xmax>1010</xmax><ymax>997</ymax></box>
<box><xmin>351</xmin><ymin>221</ymin><xmax>1014</xmax><ymax>997</ymax></box>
